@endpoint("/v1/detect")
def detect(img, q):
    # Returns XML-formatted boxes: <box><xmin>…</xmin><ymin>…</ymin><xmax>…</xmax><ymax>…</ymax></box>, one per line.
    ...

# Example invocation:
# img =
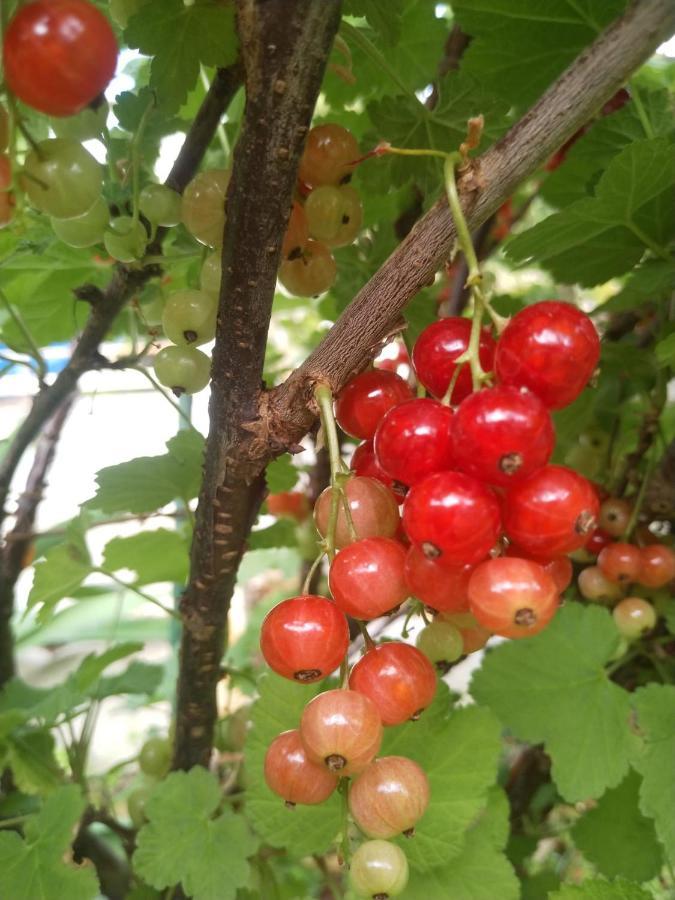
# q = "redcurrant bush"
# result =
<box><xmin>638</xmin><ymin>544</ymin><xmax>675</xmax><ymax>588</ymax></box>
<box><xmin>597</xmin><ymin>542</ymin><xmax>641</xmax><ymax>584</ymax></box>
<box><xmin>468</xmin><ymin>557</ymin><xmax>559</xmax><ymax>639</ymax></box>
<box><xmin>404</xmin><ymin>544</ymin><xmax>472</xmax><ymax>613</ymax></box>
<box><xmin>349</xmin><ymin>642</ymin><xmax>437</xmax><ymax>725</ymax></box>
<box><xmin>412</xmin><ymin>317</ymin><xmax>496</xmax><ymax>403</ymax></box>
<box><xmin>350</xmin><ymin>840</ymin><xmax>409</xmax><ymax>899</ymax></box>
<box><xmin>259</xmin><ymin>595</ymin><xmax>349</xmax><ymax>683</ymax></box>
<box><xmin>374</xmin><ymin>398</ymin><xmax>455</xmax><ymax>486</ymax></box>
<box><xmin>300</xmin><ymin>689</ymin><xmax>382</xmax><ymax>776</ymax></box>
<box><xmin>329</xmin><ymin>537</ymin><xmax>408</xmax><ymax>620</ymax></box>
<box><xmin>264</xmin><ymin>730</ymin><xmax>338</xmax><ymax>807</ymax></box>
<box><xmin>314</xmin><ymin>477</ymin><xmax>400</xmax><ymax>548</ymax></box>
<box><xmin>349</xmin><ymin>756</ymin><xmax>430</xmax><ymax>838</ymax></box>
<box><xmin>335</xmin><ymin>370</ymin><xmax>413</xmax><ymax>441</ymax></box>
<box><xmin>612</xmin><ymin>597</ymin><xmax>657</xmax><ymax>639</ymax></box>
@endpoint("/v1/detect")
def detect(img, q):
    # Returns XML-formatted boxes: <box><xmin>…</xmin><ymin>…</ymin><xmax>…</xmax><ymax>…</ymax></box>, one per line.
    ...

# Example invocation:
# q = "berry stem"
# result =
<box><xmin>302</xmin><ymin>550</ymin><xmax>325</xmax><ymax>594</ymax></box>
<box><xmin>315</xmin><ymin>383</ymin><xmax>349</xmax><ymax>559</ymax></box>
<box><xmin>337</xmin><ymin>777</ymin><xmax>352</xmax><ymax>865</ymax></box>
<box><xmin>358</xmin><ymin>620</ymin><xmax>375</xmax><ymax>651</ymax></box>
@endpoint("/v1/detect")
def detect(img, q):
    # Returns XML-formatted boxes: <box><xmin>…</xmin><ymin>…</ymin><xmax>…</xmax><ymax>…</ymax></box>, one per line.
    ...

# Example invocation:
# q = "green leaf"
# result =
<box><xmin>95</xmin><ymin>661</ymin><xmax>164</xmax><ymax>699</ymax></box>
<box><xmin>0</xmin><ymin>785</ymin><xmax>99</xmax><ymax>900</ymax></box>
<box><xmin>126</xmin><ymin>0</ymin><xmax>238</xmax><ymax>113</ymax></box>
<box><xmin>248</xmin><ymin>519</ymin><xmax>298</xmax><ymax>551</ymax></box>
<box><xmin>572</xmin><ymin>770</ymin><xmax>662</xmax><ymax>881</ymax></box>
<box><xmin>245</xmin><ymin>674</ymin><xmax>341</xmax><ymax>856</ymax></box>
<box><xmin>133</xmin><ymin>767</ymin><xmax>258</xmax><ymax>900</ymax></box>
<box><xmin>506</xmin><ymin>137</ymin><xmax>675</xmax><ymax>285</ymax></box>
<box><xmin>27</xmin><ymin>543</ymin><xmax>91</xmax><ymax>624</ymax></box>
<box><xmin>381</xmin><ymin>689</ymin><xmax>502</xmax><ymax>871</ymax></box>
<box><xmin>600</xmin><ymin>259</ymin><xmax>675</xmax><ymax>314</ymax></box>
<box><xmin>452</xmin><ymin>0</ymin><xmax>626</xmax><ymax>110</ymax></box>
<box><xmin>471</xmin><ymin>604</ymin><xmax>637</xmax><ymax>801</ymax></box>
<box><xmin>88</xmin><ymin>429</ymin><xmax>204</xmax><ymax>514</ymax></box>
<box><xmin>265</xmin><ymin>456</ymin><xmax>299</xmax><ymax>494</ymax></box>
<box><xmin>406</xmin><ymin>787</ymin><xmax>519</xmax><ymax>899</ymax></box>
<box><xmin>629</xmin><ymin>684</ymin><xmax>675</xmax><ymax>865</ymax></box>
<box><xmin>344</xmin><ymin>0</ymin><xmax>405</xmax><ymax>45</ymax></box>
<box><xmin>5</xmin><ymin>730</ymin><xmax>62</xmax><ymax>795</ymax></box>
<box><xmin>549</xmin><ymin>878</ymin><xmax>653</xmax><ymax>900</ymax></box>
<box><xmin>655</xmin><ymin>332</ymin><xmax>675</xmax><ymax>368</ymax></box>
<box><xmin>102</xmin><ymin>529</ymin><xmax>189</xmax><ymax>585</ymax></box>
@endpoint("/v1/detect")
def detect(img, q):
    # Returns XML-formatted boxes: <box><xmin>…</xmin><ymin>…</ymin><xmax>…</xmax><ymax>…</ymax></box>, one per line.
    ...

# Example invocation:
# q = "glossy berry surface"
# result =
<box><xmin>350</xmin><ymin>840</ymin><xmax>409</xmax><ymax>899</ymax></box>
<box><xmin>314</xmin><ymin>477</ymin><xmax>399</xmax><ymax>549</ymax></box>
<box><xmin>153</xmin><ymin>345</ymin><xmax>211</xmax><ymax>396</ymax></box>
<box><xmin>416</xmin><ymin>619</ymin><xmax>464</xmax><ymax>669</ymax></box>
<box><xmin>403</xmin><ymin>544</ymin><xmax>472</xmax><ymax>613</ymax></box>
<box><xmin>281</xmin><ymin>201</ymin><xmax>309</xmax><ymax>259</ymax></box>
<box><xmin>351</xmin><ymin>441</ymin><xmax>403</xmax><ymax>501</ymax></box>
<box><xmin>138</xmin><ymin>736</ymin><xmax>171</xmax><ymax>778</ymax></box>
<box><xmin>104</xmin><ymin>216</ymin><xmax>148</xmax><ymax>263</ymax></box>
<box><xmin>597</xmin><ymin>542</ymin><xmax>641</xmax><ymax>584</ymax></box>
<box><xmin>162</xmin><ymin>289</ymin><xmax>217</xmax><ymax>347</ymax></box>
<box><xmin>329</xmin><ymin>537</ymin><xmax>408</xmax><ymax>620</ymax></box>
<box><xmin>577</xmin><ymin>566</ymin><xmax>623</xmax><ymax>604</ymax></box>
<box><xmin>613</xmin><ymin>597</ymin><xmax>657</xmax><ymax>639</ymax></box>
<box><xmin>403</xmin><ymin>471</ymin><xmax>501</xmax><ymax>567</ymax></box>
<box><xmin>585</xmin><ymin>528</ymin><xmax>614</xmax><ymax>556</ymax></box>
<box><xmin>452</xmin><ymin>386</ymin><xmax>555</xmax><ymax>487</ymax></box>
<box><xmin>298</xmin><ymin>123</ymin><xmax>359</xmax><ymax>187</ymax></box>
<box><xmin>21</xmin><ymin>138</ymin><xmax>102</xmax><ymax>218</ymax></box>
<box><xmin>51</xmin><ymin>196</ymin><xmax>109</xmax><ymax>248</ymax></box>
<box><xmin>495</xmin><ymin>301</ymin><xmax>600</xmax><ymax>409</ymax></box>
<box><xmin>278</xmin><ymin>239</ymin><xmax>336</xmax><ymax>296</ymax></box>
<box><xmin>4</xmin><ymin>0</ymin><xmax>117</xmax><ymax>117</ymax></box>
<box><xmin>638</xmin><ymin>544</ymin><xmax>675</xmax><ymax>588</ymax></box>
<box><xmin>182</xmin><ymin>169</ymin><xmax>230</xmax><ymax>248</ymax></box>
<box><xmin>200</xmin><ymin>253</ymin><xmax>222</xmax><ymax>295</ymax></box>
<box><xmin>300</xmin><ymin>689</ymin><xmax>382</xmax><ymax>776</ymax></box>
<box><xmin>412</xmin><ymin>317</ymin><xmax>496</xmax><ymax>403</ymax></box>
<box><xmin>139</xmin><ymin>183</ymin><xmax>182</xmax><ymax>227</ymax></box>
<box><xmin>468</xmin><ymin>557</ymin><xmax>559</xmax><ymax>639</ymax></box>
<box><xmin>349</xmin><ymin>642</ymin><xmax>436</xmax><ymax>725</ymax></box>
<box><xmin>260</xmin><ymin>595</ymin><xmax>349</xmax><ymax>683</ymax></box>
<box><xmin>336</xmin><ymin>370</ymin><xmax>413</xmax><ymax>440</ymax></box>
<box><xmin>504</xmin><ymin>546</ymin><xmax>573</xmax><ymax>593</ymax></box>
<box><xmin>598</xmin><ymin>498</ymin><xmax>632</xmax><ymax>537</ymax></box>
<box><xmin>349</xmin><ymin>756</ymin><xmax>430</xmax><ymax>838</ymax></box>
<box><xmin>305</xmin><ymin>184</ymin><xmax>363</xmax><ymax>247</ymax></box>
<box><xmin>441</xmin><ymin>612</ymin><xmax>492</xmax><ymax>654</ymax></box>
<box><xmin>374</xmin><ymin>398</ymin><xmax>455</xmax><ymax>486</ymax></box>
<box><xmin>264</xmin><ymin>730</ymin><xmax>338</xmax><ymax>807</ymax></box>
<box><xmin>503</xmin><ymin>465</ymin><xmax>599</xmax><ymax>557</ymax></box>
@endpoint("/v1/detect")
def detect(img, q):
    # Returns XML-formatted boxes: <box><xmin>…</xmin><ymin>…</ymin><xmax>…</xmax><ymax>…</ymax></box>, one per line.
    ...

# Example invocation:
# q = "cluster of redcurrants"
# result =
<box><xmin>578</xmin><ymin>498</ymin><xmax>674</xmax><ymax>641</ymax></box>
<box><xmin>256</xmin><ymin>300</ymin><xmax>614</xmax><ymax>898</ymax></box>
<box><xmin>277</xmin><ymin>122</ymin><xmax>363</xmax><ymax>298</ymax></box>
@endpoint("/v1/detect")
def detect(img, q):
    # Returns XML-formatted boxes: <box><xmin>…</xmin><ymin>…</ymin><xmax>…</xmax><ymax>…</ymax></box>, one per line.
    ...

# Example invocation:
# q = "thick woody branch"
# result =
<box><xmin>268</xmin><ymin>0</ymin><xmax>675</xmax><ymax>440</ymax></box>
<box><xmin>173</xmin><ymin>0</ymin><xmax>342</xmax><ymax>771</ymax></box>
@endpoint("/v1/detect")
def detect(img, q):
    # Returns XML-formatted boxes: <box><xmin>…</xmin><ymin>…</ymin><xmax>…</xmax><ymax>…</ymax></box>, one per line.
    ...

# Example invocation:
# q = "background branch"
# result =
<box><xmin>172</xmin><ymin>0</ymin><xmax>342</xmax><ymax>771</ymax></box>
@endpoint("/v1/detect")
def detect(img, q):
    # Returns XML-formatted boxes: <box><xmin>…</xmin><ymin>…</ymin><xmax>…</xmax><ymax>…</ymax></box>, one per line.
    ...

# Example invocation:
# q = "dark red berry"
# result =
<box><xmin>335</xmin><ymin>370</ymin><xmax>413</xmax><ymax>440</ymax></box>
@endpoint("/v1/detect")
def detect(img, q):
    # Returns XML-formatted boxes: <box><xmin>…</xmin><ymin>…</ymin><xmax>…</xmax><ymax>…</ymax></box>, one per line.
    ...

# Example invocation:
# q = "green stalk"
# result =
<box><xmin>0</xmin><ymin>288</ymin><xmax>47</xmax><ymax>382</ymax></box>
<box><xmin>130</xmin><ymin>98</ymin><xmax>155</xmax><ymax>227</ymax></box>
<box><xmin>315</xmin><ymin>383</ymin><xmax>353</xmax><ymax>560</ymax></box>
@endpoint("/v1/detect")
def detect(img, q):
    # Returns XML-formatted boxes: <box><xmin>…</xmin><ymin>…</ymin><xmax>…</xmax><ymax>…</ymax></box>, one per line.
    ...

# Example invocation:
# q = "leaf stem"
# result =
<box><xmin>0</xmin><ymin>288</ymin><xmax>47</xmax><ymax>383</ymax></box>
<box><xmin>95</xmin><ymin>568</ymin><xmax>181</xmax><ymax>620</ymax></box>
<box><xmin>315</xmin><ymin>384</ymin><xmax>348</xmax><ymax>561</ymax></box>
<box><xmin>337</xmin><ymin>777</ymin><xmax>352</xmax><ymax>866</ymax></box>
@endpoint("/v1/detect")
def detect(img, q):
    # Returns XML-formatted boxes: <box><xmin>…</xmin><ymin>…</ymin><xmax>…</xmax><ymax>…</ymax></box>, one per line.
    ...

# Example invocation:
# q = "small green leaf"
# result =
<box><xmin>572</xmin><ymin>770</ymin><xmax>662</xmax><ymax>881</ymax></box>
<box><xmin>5</xmin><ymin>730</ymin><xmax>62</xmax><ymax>795</ymax></box>
<box><xmin>471</xmin><ymin>604</ymin><xmax>637</xmax><ymax>801</ymax></box>
<box><xmin>344</xmin><ymin>0</ymin><xmax>405</xmax><ymax>45</ymax></box>
<box><xmin>629</xmin><ymin>684</ymin><xmax>675</xmax><ymax>865</ymax></box>
<box><xmin>102</xmin><ymin>529</ymin><xmax>189</xmax><ymax>585</ymax></box>
<box><xmin>27</xmin><ymin>544</ymin><xmax>91</xmax><ymax>623</ymax></box>
<box><xmin>133</xmin><ymin>767</ymin><xmax>258</xmax><ymax>900</ymax></box>
<box><xmin>601</xmin><ymin>259</ymin><xmax>675</xmax><ymax>314</ymax></box>
<box><xmin>248</xmin><ymin>519</ymin><xmax>298</xmax><ymax>551</ymax></box>
<box><xmin>265</xmin><ymin>456</ymin><xmax>299</xmax><ymax>494</ymax></box>
<box><xmin>549</xmin><ymin>878</ymin><xmax>653</xmax><ymax>900</ymax></box>
<box><xmin>655</xmin><ymin>332</ymin><xmax>675</xmax><ymax>368</ymax></box>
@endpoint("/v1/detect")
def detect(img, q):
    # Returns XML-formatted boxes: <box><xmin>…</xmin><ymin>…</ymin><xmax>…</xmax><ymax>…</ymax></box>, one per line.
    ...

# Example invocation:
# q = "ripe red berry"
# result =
<box><xmin>452</xmin><ymin>385</ymin><xmax>555</xmax><ymax>486</ymax></box>
<box><xmin>638</xmin><ymin>544</ymin><xmax>675</xmax><ymax>588</ymax></box>
<box><xmin>314</xmin><ymin>476</ymin><xmax>400</xmax><ymax>549</ymax></box>
<box><xmin>504</xmin><ymin>546</ymin><xmax>573</xmax><ymax>593</ymax></box>
<box><xmin>503</xmin><ymin>465</ymin><xmax>599</xmax><ymax>557</ymax></box>
<box><xmin>374</xmin><ymin>398</ymin><xmax>455</xmax><ymax>487</ymax></box>
<box><xmin>585</xmin><ymin>528</ymin><xmax>614</xmax><ymax>556</ymax></box>
<box><xmin>403</xmin><ymin>471</ymin><xmax>501</xmax><ymax>567</ymax></box>
<box><xmin>598</xmin><ymin>498</ymin><xmax>632</xmax><ymax>537</ymax></box>
<box><xmin>495</xmin><ymin>301</ymin><xmax>600</xmax><ymax>409</ymax></box>
<box><xmin>412</xmin><ymin>317</ymin><xmax>496</xmax><ymax>403</ymax></box>
<box><xmin>4</xmin><ymin>0</ymin><xmax>117</xmax><ymax>117</ymax></box>
<box><xmin>267</xmin><ymin>491</ymin><xmax>310</xmax><ymax>522</ymax></box>
<box><xmin>403</xmin><ymin>544</ymin><xmax>472</xmax><ymax>613</ymax></box>
<box><xmin>577</xmin><ymin>565</ymin><xmax>623</xmax><ymax>604</ymax></box>
<box><xmin>468</xmin><ymin>557</ymin><xmax>559</xmax><ymax>639</ymax></box>
<box><xmin>329</xmin><ymin>537</ymin><xmax>408</xmax><ymax>620</ymax></box>
<box><xmin>335</xmin><ymin>370</ymin><xmax>413</xmax><ymax>440</ymax></box>
<box><xmin>349</xmin><ymin>756</ymin><xmax>430</xmax><ymax>839</ymax></box>
<box><xmin>597</xmin><ymin>542</ymin><xmax>641</xmax><ymax>584</ymax></box>
<box><xmin>349</xmin><ymin>643</ymin><xmax>437</xmax><ymax>725</ymax></box>
<box><xmin>300</xmin><ymin>689</ymin><xmax>382</xmax><ymax>776</ymax></box>
<box><xmin>351</xmin><ymin>441</ymin><xmax>404</xmax><ymax>501</ymax></box>
<box><xmin>260</xmin><ymin>595</ymin><xmax>349</xmax><ymax>683</ymax></box>
<box><xmin>264</xmin><ymin>730</ymin><xmax>338</xmax><ymax>807</ymax></box>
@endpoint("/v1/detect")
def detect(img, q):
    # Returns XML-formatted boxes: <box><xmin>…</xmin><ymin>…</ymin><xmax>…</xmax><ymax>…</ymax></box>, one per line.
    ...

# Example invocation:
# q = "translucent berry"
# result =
<box><xmin>598</xmin><ymin>498</ymin><xmax>632</xmax><ymax>537</ymax></box>
<box><xmin>597</xmin><ymin>542</ymin><xmax>641</xmax><ymax>584</ymax></box>
<box><xmin>329</xmin><ymin>537</ymin><xmax>408</xmax><ymax>620</ymax></box>
<box><xmin>638</xmin><ymin>544</ymin><xmax>675</xmax><ymax>588</ymax></box>
<box><xmin>349</xmin><ymin>643</ymin><xmax>437</xmax><ymax>725</ymax></box>
<box><xmin>336</xmin><ymin>370</ymin><xmax>413</xmax><ymax>441</ymax></box>
<box><xmin>278</xmin><ymin>239</ymin><xmax>336</xmax><ymax>296</ymax></box>
<box><xmin>612</xmin><ymin>597</ymin><xmax>657</xmax><ymax>639</ymax></box>
<box><xmin>298</xmin><ymin>123</ymin><xmax>359</xmax><ymax>187</ymax></box>
<box><xmin>374</xmin><ymin>398</ymin><xmax>455</xmax><ymax>486</ymax></box>
<box><xmin>416</xmin><ymin>619</ymin><xmax>464</xmax><ymax>669</ymax></box>
<box><xmin>412</xmin><ymin>317</ymin><xmax>496</xmax><ymax>403</ymax></box>
<box><xmin>468</xmin><ymin>557</ymin><xmax>559</xmax><ymax>639</ymax></box>
<box><xmin>314</xmin><ymin>477</ymin><xmax>400</xmax><ymax>549</ymax></box>
<box><xmin>264</xmin><ymin>729</ymin><xmax>338</xmax><ymax>807</ymax></box>
<box><xmin>350</xmin><ymin>840</ymin><xmax>409</xmax><ymax>899</ymax></box>
<box><xmin>577</xmin><ymin>565</ymin><xmax>623</xmax><ymax>604</ymax></box>
<box><xmin>403</xmin><ymin>544</ymin><xmax>472</xmax><ymax>613</ymax></box>
<box><xmin>349</xmin><ymin>756</ymin><xmax>430</xmax><ymax>838</ymax></box>
<box><xmin>300</xmin><ymin>689</ymin><xmax>382</xmax><ymax>776</ymax></box>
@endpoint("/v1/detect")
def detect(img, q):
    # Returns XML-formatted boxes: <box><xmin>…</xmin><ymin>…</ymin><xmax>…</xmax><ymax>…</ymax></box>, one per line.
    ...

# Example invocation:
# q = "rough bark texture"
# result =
<box><xmin>172</xmin><ymin>0</ymin><xmax>342</xmax><ymax>770</ymax></box>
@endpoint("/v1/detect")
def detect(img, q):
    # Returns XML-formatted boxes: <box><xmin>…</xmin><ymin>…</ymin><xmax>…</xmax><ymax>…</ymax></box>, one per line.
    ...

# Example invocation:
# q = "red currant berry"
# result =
<box><xmin>336</xmin><ymin>370</ymin><xmax>413</xmax><ymax>440</ymax></box>
<box><xmin>638</xmin><ymin>544</ymin><xmax>675</xmax><ymax>588</ymax></box>
<box><xmin>495</xmin><ymin>301</ymin><xmax>600</xmax><ymax>409</ymax></box>
<box><xmin>585</xmin><ymin>528</ymin><xmax>614</xmax><ymax>556</ymax></box>
<box><xmin>351</xmin><ymin>441</ymin><xmax>404</xmax><ymax>501</ymax></box>
<box><xmin>267</xmin><ymin>491</ymin><xmax>310</xmax><ymax>522</ymax></box>
<box><xmin>597</xmin><ymin>542</ymin><xmax>641</xmax><ymax>584</ymax></box>
<box><xmin>374</xmin><ymin>399</ymin><xmax>455</xmax><ymax>487</ymax></box>
<box><xmin>264</xmin><ymin>729</ymin><xmax>338</xmax><ymax>807</ymax></box>
<box><xmin>577</xmin><ymin>566</ymin><xmax>623</xmax><ymax>604</ymax></box>
<box><xmin>403</xmin><ymin>544</ymin><xmax>472</xmax><ymax>613</ymax></box>
<box><xmin>349</xmin><ymin>756</ymin><xmax>430</xmax><ymax>839</ymax></box>
<box><xmin>349</xmin><ymin>643</ymin><xmax>437</xmax><ymax>725</ymax></box>
<box><xmin>613</xmin><ymin>597</ymin><xmax>657</xmax><ymax>639</ymax></box>
<box><xmin>468</xmin><ymin>557</ymin><xmax>559</xmax><ymax>639</ymax></box>
<box><xmin>329</xmin><ymin>538</ymin><xmax>408</xmax><ymax>620</ymax></box>
<box><xmin>504</xmin><ymin>546</ymin><xmax>573</xmax><ymax>593</ymax></box>
<box><xmin>4</xmin><ymin>0</ymin><xmax>117</xmax><ymax>117</ymax></box>
<box><xmin>412</xmin><ymin>318</ymin><xmax>496</xmax><ymax>403</ymax></box>
<box><xmin>314</xmin><ymin>477</ymin><xmax>400</xmax><ymax>549</ymax></box>
<box><xmin>440</xmin><ymin>612</ymin><xmax>492</xmax><ymax>654</ymax></box>
<box><xmin>452</xmin><ymin>385</ymin><xmax>555</xmax><ymax>486</ymax></box>
<box><xmin>598</xmin><ymin>498</ymin><xmax>632</xmax><ymax>537</ymax></box>
<box><xmin>503</xmin><ymin>465</ymin><xmax>599</xmax><ymax>557</ymax></box>
<box><xmin>300</xmin><ymin>689</ymin><xmax>382</xmax><ymax>776</ymax></box>
<box><xmin>403</xmin><ymin>471</ymin><xmax>501</xmax><ymax>567</ymax></box>
<box><xmin>260</xmin><ymin>595</ymin><xmax>349</xmax><ymax>683</ymax></box>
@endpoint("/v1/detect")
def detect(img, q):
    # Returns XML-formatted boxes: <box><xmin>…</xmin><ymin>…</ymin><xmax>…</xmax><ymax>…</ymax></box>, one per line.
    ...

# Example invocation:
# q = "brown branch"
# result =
<box><xmin>172</xmin><ymin>0</ymin><xmax>342</xmax><ymax>770</ymax></box>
